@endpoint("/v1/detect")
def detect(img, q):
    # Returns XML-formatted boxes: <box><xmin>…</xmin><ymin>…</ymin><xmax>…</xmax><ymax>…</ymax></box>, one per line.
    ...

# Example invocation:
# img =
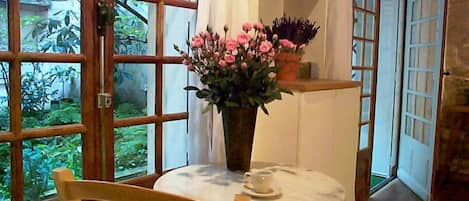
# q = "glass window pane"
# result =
<box><xmin>20</xmin><ymin>0</ymin><xmax>81</xmax><ymax>53</ymax></box>
<box><xmin>407</xmin><ymin>94</ymin><xmax>415</xmax><ymax>114</ymax></box>
<box><xmin>352</xmin><ymin>70</ymin><xmax>362</xmax><ymax>82</ymax></box>
<box><xmin>115</xmin><ymin>124</ymin><xmax>154</xmax><ymax>180</ymax></box>
<box><xmin>363</xmin><ymin>70</ymin><xmax>372</xmax><ymax>95</ymax></box>
<box><xmin>114</xmin><ymin>1</ymin><xmax>155</xmax><ymax>56</ymax></box>
<box><xmin>365</xmin><ymin>14</ymin><xmax>375</xmax><ymax>40</ymax></box>
<box><xmin>364</xmin><ymin>41</ymin><xmax>374</xmax><ymax>67</ymax></box>
<box><xmin>354</xmin><ymin>0</ymin><xmax>365</xmax><ymax>8</ymax></box>
<box><xmin>163</xmin><ymin>64</ymin><xmax>187</xmax><ymax>114</ymax></box>
<box><xmin>163</xmin><ymin>120</ymin><xmax>187</xmax><ymax>171</ymax></box>
<box><xmin>361</xmin><ymin>97</ymin><xmax>370</xmax><ymax>122</ymax></box>
<box><xmin>359</xmin><ymin>124</ymin><xmax>369</xmax><ymax>149</ymax></box>
<box><xmin>114</xmin><ymin>64</ymin><xmax>155</xmax><ymax>119</ymax></box>
<box><xmin>411</xmin><ymin>0</ymin><xmax>421</xmax><ymax>21</ymax></box>
<box><xmin>23</xmin><ymin>134</ymin><xmax>82</xmax><ymax>200</ymax></box>
<box><xmin>0</xmin><ymin>143</ymin><xmax>10</xmax><ymax>201</ymax></box>
<box><xmin>0</xmin><ymin>62</ymin><xmax>9</xmax><ymax>132</ymax></box>
<box><xmin>405</xmin><ymin>116</ymin><xmax>413</xmax><ymax>136</ymax></box>
<box><xmin>21</xmin><ymin>63</ymin><xmax>81</xmax><ymax>129</ymax></box>
<box><xmin>417</xmin><ymin>47</ymin><xmax>436</xmax><ymax>69</ymax></box>
<box><xmin>352</xmin><ymin>40</ymin><xmax>363</xmax><ymax>66</ymax></box>
<box><xmin>423</xmin><ymin>123</ymin><xmax>432</xmax><ymax>145</ymax></box>
<box><xmin>0</xmin><ymin>2</ymin><xmax>8</xmax><ymax>51</ymax></box>
<box><xmin>424</xmin><ymin>97</ymin><xmax>433</xmax><ymax>120</ymax></box>
<box><xmin>353</xmin><ymin>11</ymin><xmax>364</xmax><ymax>38</ymax></box>
<box><xmin>366</xmin><ymin>0</ymin><xmax>376</xmax><ymax>12</ymax></box>
<box><xmin>164</xmin><ymin>5</ymin><xmax>196</xmax><ymax>56</ymax></box>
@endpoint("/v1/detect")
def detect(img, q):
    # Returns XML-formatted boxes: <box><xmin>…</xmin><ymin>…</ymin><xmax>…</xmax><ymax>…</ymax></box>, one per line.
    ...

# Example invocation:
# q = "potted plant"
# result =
<box><xmin>266</xmin><ymin>16</ymin><xmax>320</xmax><ymax>81</ymax></box>
<box><xmin>174</xmin><ymin>22</ymin><xmax>291</xmax><ymax>172</ymax></box>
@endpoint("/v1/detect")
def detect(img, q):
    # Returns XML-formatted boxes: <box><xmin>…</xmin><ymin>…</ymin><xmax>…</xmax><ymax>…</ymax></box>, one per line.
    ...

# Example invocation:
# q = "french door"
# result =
<box><xmin>0</xmin><ymin>0</ymin><xmax>196</xmax><ymax>200</ymax></box>
<box><xmin>352</xmin><ymin>0</ymin><xmax>380</xmax><ymax>200</ymax></box>
<box><xmin>398</xmin><ymin>0</ymin><xmax>445</xmax><ymax>200</ymax></box>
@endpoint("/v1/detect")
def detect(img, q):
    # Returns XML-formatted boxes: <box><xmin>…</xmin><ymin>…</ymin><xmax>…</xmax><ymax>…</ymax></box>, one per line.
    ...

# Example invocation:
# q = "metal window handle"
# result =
<box><xmin>443</xmin><ymin>71</ymin><xmax>451</xmax><ymax>76</ymax></box>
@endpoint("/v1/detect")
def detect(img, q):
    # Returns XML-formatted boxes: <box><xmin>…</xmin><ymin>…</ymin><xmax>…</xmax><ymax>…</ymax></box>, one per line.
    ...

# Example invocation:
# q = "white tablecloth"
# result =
<box><xmin>153</xmin><ymin>164</ymin><xmax>346</xmax><ymax>201</ymax></box>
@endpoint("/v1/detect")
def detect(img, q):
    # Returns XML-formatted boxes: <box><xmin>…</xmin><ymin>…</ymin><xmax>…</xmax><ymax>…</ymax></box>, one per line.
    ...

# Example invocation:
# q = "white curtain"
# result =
<box><xmin>187</xmin><ymin>0</ymin><xmax>259</xmax><ymax>165</ymax></box>
<box><xmin>324</xmin><ymin>0</ymin><xmax>353</xmax><ymax>80</ymax></box>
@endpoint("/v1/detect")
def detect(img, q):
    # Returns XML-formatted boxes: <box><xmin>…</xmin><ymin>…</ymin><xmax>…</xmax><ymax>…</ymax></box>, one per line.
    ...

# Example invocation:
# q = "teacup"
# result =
<box><xmin>244</xmin><ymin>170</ymin><xmax>274</xmax><ymax>194</ymax></box>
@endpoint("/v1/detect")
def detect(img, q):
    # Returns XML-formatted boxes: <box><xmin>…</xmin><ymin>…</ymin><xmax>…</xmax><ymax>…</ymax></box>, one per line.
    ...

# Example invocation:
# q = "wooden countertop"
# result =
<box><xmin>278</xmin><ymin>79</ymin><xmax>362</xmax><ymax>92</ymax></box>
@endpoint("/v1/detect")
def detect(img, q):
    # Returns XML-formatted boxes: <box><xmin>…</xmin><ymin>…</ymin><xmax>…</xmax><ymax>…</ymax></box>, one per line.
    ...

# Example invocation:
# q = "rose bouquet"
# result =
<box><xmin>174</xmin><ymin>22</ymin><xmax>292</xmax><ymax>115</ymax></box>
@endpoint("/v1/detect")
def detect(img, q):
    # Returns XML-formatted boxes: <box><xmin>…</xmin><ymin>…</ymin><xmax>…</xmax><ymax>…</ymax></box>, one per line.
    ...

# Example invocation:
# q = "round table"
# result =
<box><xmin>153</xmin><ymin>164</ymin><xmax>345</xmax><ymax>201</ymax></box>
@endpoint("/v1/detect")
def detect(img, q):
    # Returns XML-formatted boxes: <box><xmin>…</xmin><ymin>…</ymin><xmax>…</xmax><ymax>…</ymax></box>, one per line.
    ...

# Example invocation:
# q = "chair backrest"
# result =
<box><xmin>52</xmin><ymin>168</ymin><xmax>194</xmax><ymax>201</ymax></box>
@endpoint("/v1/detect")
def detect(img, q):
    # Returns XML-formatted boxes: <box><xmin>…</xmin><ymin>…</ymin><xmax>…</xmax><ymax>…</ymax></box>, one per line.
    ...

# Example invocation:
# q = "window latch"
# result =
<box><xmin>97</xmin><ymin>0</ymin><xmax>115</xmax><ymax>36</ymax></box>
<box><xmin>98</xmin><ymin>93</ymin><xmax>112</xmax><ymax>109</ymax></box>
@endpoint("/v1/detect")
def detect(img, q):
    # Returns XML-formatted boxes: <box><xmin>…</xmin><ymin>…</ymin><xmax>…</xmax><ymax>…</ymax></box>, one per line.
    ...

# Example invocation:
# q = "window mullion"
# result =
<box><xmin>8</xmin><ymin>0</ymin><xmax>23</xmax><ymax>199</ymax></box>
<box><xmin>155</xmin><ymin>2</ymin><xmax>164</xmax><ymax>175</ymax></box>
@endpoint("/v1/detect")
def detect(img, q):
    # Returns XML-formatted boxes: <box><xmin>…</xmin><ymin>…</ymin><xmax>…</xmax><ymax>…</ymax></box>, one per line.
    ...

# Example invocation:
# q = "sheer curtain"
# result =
<box><xmin>187</xmin><ymin>0</ymin><xmax>259</xmax><ymax>165</ymax></box>
<box><xmin>324</xmin><ymin>0</ymin><xmax>353</xmax><ymax>80</ymax></box>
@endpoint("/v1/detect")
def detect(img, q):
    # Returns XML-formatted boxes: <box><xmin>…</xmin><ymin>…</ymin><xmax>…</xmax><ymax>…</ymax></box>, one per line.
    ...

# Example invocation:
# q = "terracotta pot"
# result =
<box><xmin>275</xmin><ymin>52</ymin><xmax>302</xmax><ymax>81</ymax></box>
<box><xmin>222</xmin><ymin>107</ymin><xmax>258</xmax><ymax>172</ymax></box>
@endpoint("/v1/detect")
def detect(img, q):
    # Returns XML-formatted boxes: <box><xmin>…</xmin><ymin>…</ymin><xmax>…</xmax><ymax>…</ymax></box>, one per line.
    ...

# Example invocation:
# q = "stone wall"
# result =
<box><xmin>439</xmin><ymin>0</ymin><xmax>469</xmax><ymax>176</ymax></box>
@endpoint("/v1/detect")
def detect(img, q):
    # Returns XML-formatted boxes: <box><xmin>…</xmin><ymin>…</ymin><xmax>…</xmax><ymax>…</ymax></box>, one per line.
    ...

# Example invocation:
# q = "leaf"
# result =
<box><xmin>64</xmin><ymin>11</ymin><xmax>70</xmax><ymax>26</ymax></box>
<box><xmin>225</xmin><ymin>101</ymin><xmax>239</xmax><ymax>107</ymax></box>
<box><xmin>184</xmin><ymin>86</ymin><xmax>200</xmax><ymax>91</ymax></box>
<box><xmin>202</xmin><ymin>104</ymin><xmax>212</xmax><ymax>113</ymax></box>
<box><xmin>260</xmin><ymin>104</ymin><xmax>269</xmax><ymax>115</ymax></box>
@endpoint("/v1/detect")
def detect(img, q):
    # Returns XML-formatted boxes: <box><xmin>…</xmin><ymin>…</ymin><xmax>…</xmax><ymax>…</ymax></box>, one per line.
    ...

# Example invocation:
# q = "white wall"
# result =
<box><xmin>372</xmin><ymin>0</ymin><xmax>401</xmax><ymax>177</ymax></box>
<box><xmin>259</xmin><ymin>0</ymin><xmax>352</xmax><ymax>80</ymax></box>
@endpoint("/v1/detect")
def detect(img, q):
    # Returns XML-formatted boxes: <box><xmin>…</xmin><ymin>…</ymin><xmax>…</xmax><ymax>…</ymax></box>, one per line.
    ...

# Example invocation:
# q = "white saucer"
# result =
<box><xmin>242</xmin><ymin>184</ymin><xmax>282</xmax><ymax>198</ymax></box>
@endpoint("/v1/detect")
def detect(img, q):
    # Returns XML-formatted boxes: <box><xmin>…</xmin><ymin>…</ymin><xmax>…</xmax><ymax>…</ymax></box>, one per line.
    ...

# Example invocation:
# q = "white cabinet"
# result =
<box><xmin>253</xmin><ymin>81</ymin><xmax>361</xmax><ymax>201</ymax></box>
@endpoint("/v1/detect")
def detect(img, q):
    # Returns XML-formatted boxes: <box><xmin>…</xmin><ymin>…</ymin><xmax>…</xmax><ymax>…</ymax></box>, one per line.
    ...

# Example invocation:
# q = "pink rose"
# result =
<box><xmin>225</xmin><ymin>54</ymin><xmax>235</xmax><ymax>63</ymax></box>
<box><xmin>225</xmin><ymin>39</ymin><xmax>238</xmax><ymax>51</ymax></box>
<box><xmin>268</xmin><ymin>49</ymin><xmax>275</xmax><ymax>57</ymax></box>
<box><xmin>242</xmin><ymin>22</ymin><xmax>252</xmax><ymax>32</ymax></box>
<box><xmin>273</xmin><ymin>34</ymin><xmax>278</xmax><ymax>40</ymax></box>
<box><xmin>191</xmin><ymin>36</ymin><xmax>204</xmax><ymax>48</ymax></box>
<box><xmin>218</xmin><ymin>60</ymin><xmax>227</xmax><ymax>68</ymax></box>
<box><xmin>241</xmin><ymin>62</ymin><xmax>248</xmax><ymax>69</ymax></box>
<box><xmin>214</xmin><ymin>52</ymin><xmax>220</xmax><ymax>58</ymax></box>
<box><xmin>259</xmin><ymin>41</ymin><xmax>273</xmax><ymax>53</ymax></box>
<box><xmin>279</xmin><ymin>39</ymin><xmax>295</xmax><ymax>48</ymax></box>
<box><xmin>254</xmin><ymin>22</ymin><xmax>264</xmax><ymax>30</ymax></box>
<box><xmin>237</xmin><ymin>33</ymin><xmax>251</xmax><ymax>45</ymax></box>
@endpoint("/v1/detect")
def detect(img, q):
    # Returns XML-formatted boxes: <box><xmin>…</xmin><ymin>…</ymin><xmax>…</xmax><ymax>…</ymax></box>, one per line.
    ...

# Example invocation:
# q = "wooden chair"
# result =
<box><xmin>52</xmin><ymin>168</ymin><xmax>194</xmax><ymax>201</ymax></box>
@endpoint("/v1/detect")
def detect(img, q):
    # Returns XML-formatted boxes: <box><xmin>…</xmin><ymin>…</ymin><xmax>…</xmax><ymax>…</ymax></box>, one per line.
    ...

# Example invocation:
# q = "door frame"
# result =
<box><xmin>430</xmin><ymin>0</ymin><xmax>448</xmax><ymax>200</ymax></box>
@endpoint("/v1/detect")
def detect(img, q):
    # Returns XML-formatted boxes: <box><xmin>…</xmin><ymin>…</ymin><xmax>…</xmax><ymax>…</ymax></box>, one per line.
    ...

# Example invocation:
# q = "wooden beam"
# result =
<box><xmin>21</xmin><ymin>124</ymin><xmax>88</xmax><ymax>140</ymax></box>
<box><xmin>17</xmin><ymin>52</ymin><xmax>85</xmax><ymax>63</ymax></box>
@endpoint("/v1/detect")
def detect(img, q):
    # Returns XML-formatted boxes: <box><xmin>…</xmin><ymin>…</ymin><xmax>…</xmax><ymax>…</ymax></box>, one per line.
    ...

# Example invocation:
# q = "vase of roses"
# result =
<box><xmin>174</xmin><ymin>22</ymin><xmax>291</xmax><ymax>172</ymax></box>
<box><xmin>266</xmin><ymin>16</ymin><xmax>320</xmax><ymax>81</ymax></box>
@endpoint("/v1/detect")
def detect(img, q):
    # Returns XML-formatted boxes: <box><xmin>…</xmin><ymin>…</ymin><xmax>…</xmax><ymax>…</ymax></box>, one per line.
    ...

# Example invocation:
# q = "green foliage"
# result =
<box><xmin>23</xmin><ymin>135</ymin><xmax>82</xmax><ymax>201</ymax></box>
<box><xmin>44</xmin><ymin>102</ymin><xmax>81</xmax><ymax>126</ymax></box>
<box><xmin>0</xmin><ymin>1</ymin><xmax>150</xmax><ymax>199</ymax></box>
<box><xmin>114</xmin><ymin>3</ymin><xmax>148</xmax><ymax>55</ymax></box>
<box><xmin>115</xmin><ymin>102</ymin><xmax>145</xmax><ymax>119</ymax></box>
<box><xmin>22</xmin><ymin>9</ymin><xmax>80</xmax><ymax>53</ymax></box>
<box><xmin>114</xmin><ymin>124</ymin><xmax>148</xmax><ymax>175</ymax></box>
<box><xmin>0</xmin><ymin>7</ymin><xmax>8</xmax><ymax>50</ymax></box>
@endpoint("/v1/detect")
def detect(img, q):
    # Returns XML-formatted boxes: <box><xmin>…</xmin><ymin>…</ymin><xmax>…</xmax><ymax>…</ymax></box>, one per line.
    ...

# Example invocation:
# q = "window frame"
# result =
<box><xmin>0</xmin><ymin>0</ymin><xmax>197</xmax><ymax>200</ymax></box>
